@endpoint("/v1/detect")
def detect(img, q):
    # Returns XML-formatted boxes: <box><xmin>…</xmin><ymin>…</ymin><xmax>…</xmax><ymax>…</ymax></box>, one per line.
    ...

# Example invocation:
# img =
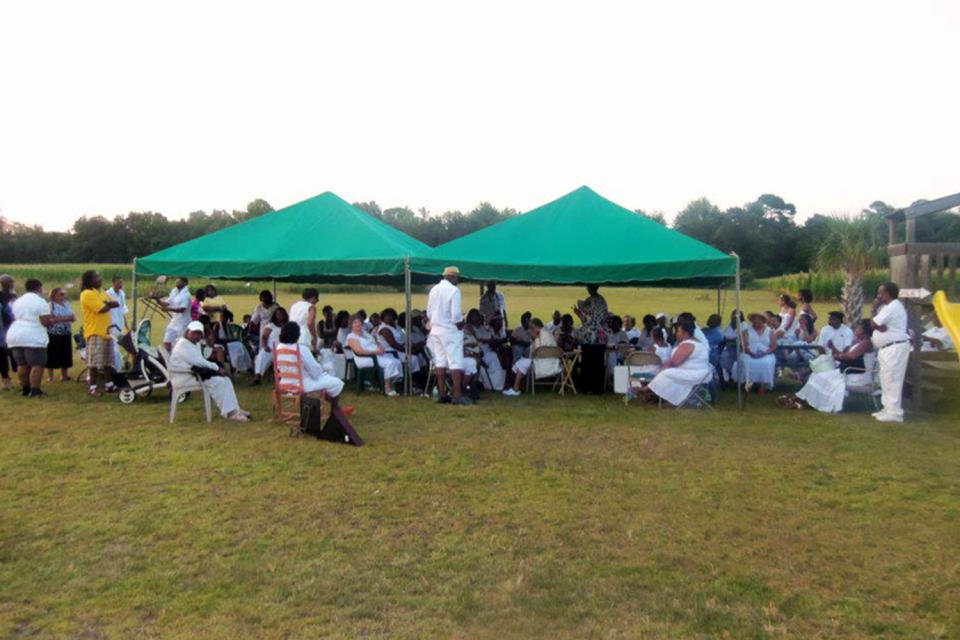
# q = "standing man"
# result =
<box><xmin>80</xmin><ymin>270</ymin><xmax>120</xmax><ymax>397</ymax></box>
<box><xmin>104</xmin><ymin>276</ymin><xmax>129</xmax><ymax>371</ymax></box>
<box><xmin>479</xmin><ymin>280</ymin><xmax>508</xmax><ymax>335</ymax></box>
<box><xmin>159</xmin><ymin>277</ymin><xmax>192</xmax><ymax>353</ymax></box>
<box><xmin>870</xmin><ymin>282</ymin><xmax>911</xmax><ymax>423</ymax></box>
<box><xmin>426</xmin><ymin>266</ymin><xmax>469</xmax><ymax>405</ymax></box>
<box><xmin>289</xmin><ymin>288</ymin><xmax>319</xmax><ymax>353</ymax></box>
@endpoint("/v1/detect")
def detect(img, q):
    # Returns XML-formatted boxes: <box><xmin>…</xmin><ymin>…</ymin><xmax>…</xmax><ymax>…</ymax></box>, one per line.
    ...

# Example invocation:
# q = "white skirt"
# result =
<box><xmin>254</xmin><ymin>348</ymin><xmax>273</xmax><ymax>376</ymax></box>
<box><xmin>733</xmin><ymin>353</ymin><xmax>776</xmax><ymax>388</ymax></box>
<box><xmin>226</xmin><ymin>342</ymin><xmax>252</xmax><ymax>372</ymax></box>
<box><xmin>648</xmin><ymin>365</ymin><xmax>712</xmax><ymax>407</ymax></box>
<box><xmin>480</xmin><ymin>350</ymin><xmax>505</xmax><ymax>390</ymax></box>
<box><xmin>375</xmin><ymin>353</ymin><xmax>403</xmax><ymax>381</ymax></box>
<box><xmin>796</xmin><ymin>368</ymin><xmax>845</xmax><ymax>413</ymax></box>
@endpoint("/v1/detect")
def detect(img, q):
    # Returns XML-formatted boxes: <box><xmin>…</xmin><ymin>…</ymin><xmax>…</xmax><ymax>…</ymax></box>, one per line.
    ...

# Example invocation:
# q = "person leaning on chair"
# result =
<box><xmin>870</xmin><ymin>281</ymin><xmax>911</xmax><ymax>423</ymax></box>
<box><xmin>169</xmin><ymin>321</ymin><xmax>251</xmax><ymax>422</ymax></box>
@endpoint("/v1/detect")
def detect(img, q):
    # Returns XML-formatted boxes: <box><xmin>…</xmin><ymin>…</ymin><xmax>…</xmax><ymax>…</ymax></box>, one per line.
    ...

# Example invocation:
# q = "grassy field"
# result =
<box><xmin>1</xmin><ymin>287</ymin><xmax>958</xmax><ymax>638</ymax></box>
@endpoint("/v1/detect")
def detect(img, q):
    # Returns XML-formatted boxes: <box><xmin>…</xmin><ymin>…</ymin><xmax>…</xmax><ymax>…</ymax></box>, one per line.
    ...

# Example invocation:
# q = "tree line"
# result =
<box><xmin>2</xmin><ymin>192</ymin><xmax>957</xmax><ymax>279</ymax></box>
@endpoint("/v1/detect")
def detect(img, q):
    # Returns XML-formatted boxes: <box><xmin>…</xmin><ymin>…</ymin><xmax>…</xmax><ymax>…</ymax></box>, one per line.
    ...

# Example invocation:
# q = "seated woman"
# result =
<box><xmin>318</xmin><ymin>305</ymin><xmax>338</xmax><ymax>348</ymax></box>
<box><xmin>605</xmin><ymin>315</ymin><xmax>630</xmax><ymax>371</ymax></box>
<box><xmin>786</xmin><ymin>313</ymin><xmax>819</xmax><ymax>369</ymax></box>
<box><xmin>555</xmin><ymin>313</ymin><xmax>579</xmax><ymax>352</ymax></box>
<box><xmin>199</xmin><ymin>316</ymin><xmax>228</xmax><ymax>367</ymax></box>
<box><xmin>376</xmin><ymin>307</ymin><xmax>421</xmax><ymax>389</ymax></box>
<box><xmin>702</xmin><ymin>314</ymin><xmax>724</xmax><ymax>369</ymax></box>
<box><xmin>798</xmin><ymin>288</ymin><xmax>817</xmax><ymax>326</ymax></box>
<box><xmin>464</xmin><ymin>310</ymin><xmax>506</xmax><ymax>391</ymax></box>
<box><xmin>218</xmin><ymin>308</ymin><xmax>253</xmax><ymax>373</ymax></box>
<box><xmin>779</xmin><ymin>320</ymin><xmax>874</xmax><ymax>412</ymax></box>
<box><xmin>636</xmin><ymin>320</ymin><xmax>712</xmax><ymax>406</ymax></box>
<box><xmin>719</xmin><ymin>311</ymin><xmax>745</xmax><ymax>384</ymax></box>
<box><xmin>733</xmin><ymin>312</ymin><xmax>778</xmax><ymax>393</ymax></box>
<box><xmin>460</xmin><ymin>312</ymin><xmax>482</xmax><ymax>398</ymax></box>
<box><xmin>503</xmin><ymin>318</ymin><xmax>561</xmax><ymax>396</ymax></box>
<box><xmin>647</xmin><ymin>326</ymin><xmax>673</xmax><ymax>364</ymax></box>
<box><xmin>252</xmin><ymin>306</ymin><xmax>288</xmax><ymax>385</ymax></box>
<box><xmin>276</xmin><ymin>322</ymin><xmax>349</xmax><ymax>411</ymax></box>
<box><xmin>347</xmin><ymin>314</ymin><xmax>401</xmax><ymax>397</ymax></box>
<box><xmin>778</xmin><ymin>294</ymin><xmax>797</xmax><ymax>333</ymax></box>
<box><xmin>333</xmin><ymin>310</ymin><xmax>351</xmax><ymax>352</ymax></box>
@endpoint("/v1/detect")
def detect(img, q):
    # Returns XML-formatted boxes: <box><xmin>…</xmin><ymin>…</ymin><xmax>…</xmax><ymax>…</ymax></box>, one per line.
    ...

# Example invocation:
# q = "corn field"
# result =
<box><xmin>753</xmin><ymin>269</ymin><xmax>891</xmax><ymax>302</ymax></box>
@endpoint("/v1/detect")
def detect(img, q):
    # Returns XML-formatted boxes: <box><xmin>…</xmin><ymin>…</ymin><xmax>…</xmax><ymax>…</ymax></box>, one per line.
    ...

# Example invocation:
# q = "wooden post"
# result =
<box><xmin>733</xmin><ymin>252</ymin><xmax>744</xmax><ymax>410</ymax></box>
<box><xmin>906</xmin><ymin>217</ymin><xmax>916</xmax><ymax>243</ymax></box>
<box><xmin>404</xmin><ymin>257</ymin><xmax>412</xmax><ymax>397</ymax></box>
<box><xmin>131</xmin><ymin>258</ymin><xmax>138</xmax><ymax>331</ymax></box>
<box><xmin>887</xmin><ymin>216</ymin><xmax>897</xmax><ymax>245</ymax></box>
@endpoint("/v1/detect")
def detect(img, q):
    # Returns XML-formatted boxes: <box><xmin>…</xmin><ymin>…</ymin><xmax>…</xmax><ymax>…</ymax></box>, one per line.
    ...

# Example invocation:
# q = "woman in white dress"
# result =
<box><xmin>778</xmin><ymin>294</ymin><xmax>797</xmax><ymax>333</ymax></box>
<box><xmin>251</xmin><ymin>306</ymin><xmax>287</xmax><ymax>385</ymax></box>
<box><xmin>734</xmin><ymin>312</ymin><xmax>778</xmax><ymax>392</ymax></box>
<box><xmin>464</xmin><ymin>311</ymin><xmax>506</xmax><ymax>391</ymax></box>
<box><xmin>376</xmin><ymin>308</ymin><xmax>420</xmax><ymax>376</ymax></box>
<box><xmin>719</xmin><ymin>310</ymin><xmax>744</xmax><ymax>383</ymax></box>
<box><xmin>275</xmin><ymin>322</ymin><xmax>347</xmax><ymax>405</ymax></box>
<box><xmin>347</xmin><ymin>314</ymin><xmax>401</xmax><ymax>397</ymax></box>
<box><xmin>780</xmin><ymin>320</ymin><xmax>874</xmax><ymax>412</ymax></box>
<box><xmin>503</xmin><ymin>319</ymin><xmax>562</xmax><ymax>396</ymax></box>
<box><xmin>638</xmin><ymin>320</ymin><xmax>713</xmax><ymax>406</ymax></box>
<box><xmin>646</xmin><ymin>326</ymin><xmax>673</xmax><ymax>364</ymax></box>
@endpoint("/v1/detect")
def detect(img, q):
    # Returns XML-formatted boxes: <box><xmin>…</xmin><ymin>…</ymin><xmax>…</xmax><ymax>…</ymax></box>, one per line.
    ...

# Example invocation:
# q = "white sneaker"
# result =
<box><xmin>502</xmin><ymin>389</ymin><xmax>520</xmax><ymax>397</ymax></box>
<box><xmin>874</xmin><ymin>413</ymin><xmax>903</xmax><ymax>423</ymax></box>
<box><xmin>385</xmin><ymin>390</ymin><xmax>399</xmax><ymax>397</ymax></box>
<box><xmin>228</xmin><ymin>412</ymin><xmax>250</xmax><ymax>422</ymax></box>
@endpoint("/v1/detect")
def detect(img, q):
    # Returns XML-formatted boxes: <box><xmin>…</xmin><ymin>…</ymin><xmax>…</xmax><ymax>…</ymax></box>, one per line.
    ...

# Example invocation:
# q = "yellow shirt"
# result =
<box><xmin>204</xmin><ymin>295</ymin><xmax>228</xmax><ymax>323</ymax></box>
<box><xmin>80</xmin><ymin>289</ymin><xmax>112</xmax><ymax>339</ymax></box>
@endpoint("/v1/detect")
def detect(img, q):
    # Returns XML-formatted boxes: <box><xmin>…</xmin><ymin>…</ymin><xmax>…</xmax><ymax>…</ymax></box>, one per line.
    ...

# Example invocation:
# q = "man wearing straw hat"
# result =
<box><xmin>426</xmin><ymin>266</ymin><xmax>469</xmax><ymax>405</ymax></box>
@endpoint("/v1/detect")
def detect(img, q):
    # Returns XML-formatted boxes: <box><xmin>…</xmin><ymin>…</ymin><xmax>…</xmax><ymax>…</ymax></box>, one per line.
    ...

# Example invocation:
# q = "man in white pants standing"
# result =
<box><xmin>426</xmin><ymin>266</ymin><xmax>469</xmax><ymax>406</ymax></box>
<box><xmin>105</xmin><ymin>276</ymin><xmax>128</xmax><ymax>371</ymax></box>
<box><xmin>870</xmin><ymin>281</ymin><xmax>911</xmax><ymax>423</ymax></box>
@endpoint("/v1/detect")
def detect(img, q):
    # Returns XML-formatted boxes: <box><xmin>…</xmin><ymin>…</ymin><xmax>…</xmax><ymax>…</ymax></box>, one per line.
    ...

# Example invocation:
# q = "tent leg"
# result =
<box><xmin>131</xmin><ymin>258</ymin><xmax>138</xmax><ymax>331</ymax></box>
<box><xmin>733</xmin><ymin>252</ymin><xmax>743</xmax><ymax>410</ymax></box>
<box><xmin>717</xmin><ymin>287</ymin><xmax>721</xmax><ymax>317</ymax></box>
<box><xmin>404</xmin><ymin>257</ymin><xmax>412</xmax><ymax>397</ymax></box>
<box><xmin>272</xmin><ymin>280</ymin><xmax>277</xmax><ymax>301</ymax></box>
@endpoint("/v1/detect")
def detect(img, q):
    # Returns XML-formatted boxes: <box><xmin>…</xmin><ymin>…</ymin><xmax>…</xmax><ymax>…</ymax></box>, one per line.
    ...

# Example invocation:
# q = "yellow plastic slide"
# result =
<box><xmin>932</xmin><ymin>290</ymin><xmax>960</xmax><ymax>367</ymax></box>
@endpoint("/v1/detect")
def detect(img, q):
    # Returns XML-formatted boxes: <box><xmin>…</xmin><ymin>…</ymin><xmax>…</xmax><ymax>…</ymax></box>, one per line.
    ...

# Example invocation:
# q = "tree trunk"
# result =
<box><xmin>842</xmin><ymin>271</ymin><xmax>864</xmax><ymax>326</ymax></box>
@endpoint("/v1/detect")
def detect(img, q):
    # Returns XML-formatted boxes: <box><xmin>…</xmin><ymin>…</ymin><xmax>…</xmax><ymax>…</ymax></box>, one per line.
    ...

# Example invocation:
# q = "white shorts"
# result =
<box><xmin>513</xmin><ymin>357</ymin><xmax>532</xmax><ymax>376</ymax></box>
<box><xmin>427</xmin><ymin>329</ymin><xmax>464</xmax><ymax>370</ymax></box>
<box><xmin>164</xmin><ymin>324</ymin><xmax>186</xmax><ymax>345</ymax></box>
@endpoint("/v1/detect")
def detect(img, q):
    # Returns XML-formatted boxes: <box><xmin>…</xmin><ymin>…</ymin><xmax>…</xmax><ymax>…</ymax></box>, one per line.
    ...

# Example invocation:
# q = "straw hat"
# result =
<box><xmin>442</xmin><ymin>266</ymin><xmax>460</xmax><ymax>277</ymax></box>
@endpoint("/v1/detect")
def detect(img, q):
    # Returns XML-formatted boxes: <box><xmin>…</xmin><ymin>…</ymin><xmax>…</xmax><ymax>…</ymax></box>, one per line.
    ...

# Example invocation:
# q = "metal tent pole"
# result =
<box><xmin>272</xmin><ymin>279</ymin><xmax>277</xmax><ymax>301</ymax></box>
<box><xmin>404</xmin><ymin>257</ymin><xmax>412</xmax><ymax>397</ymax></box>
<box><xmin>131</xmin><ymin>258</ymin><xmax>138</xmax><ymax>331</ymax></box>
<box><xmin>717</xmin><ymin>287</ymin><xmax>721</xmax><ymax>317</ymax></box>
<box><xmin>733</xmin><ymin>252</ymin><xmax>744</xmax><ymax>410</ymax></box>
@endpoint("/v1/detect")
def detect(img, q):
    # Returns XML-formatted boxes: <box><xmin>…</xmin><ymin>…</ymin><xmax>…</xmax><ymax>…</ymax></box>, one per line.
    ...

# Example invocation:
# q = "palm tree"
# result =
<box><xmin>816</xmin><ymin>213</ymin><xmax>886</xmax><ymax>325</ymax></box>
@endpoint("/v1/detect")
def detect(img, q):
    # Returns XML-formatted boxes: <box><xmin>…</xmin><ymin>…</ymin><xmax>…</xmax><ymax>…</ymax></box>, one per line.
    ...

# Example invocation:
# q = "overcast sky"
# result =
<box><xmin>1</xmin><ymin>0</ymin><xmax>957</xmax><ymax>230</ymax></box>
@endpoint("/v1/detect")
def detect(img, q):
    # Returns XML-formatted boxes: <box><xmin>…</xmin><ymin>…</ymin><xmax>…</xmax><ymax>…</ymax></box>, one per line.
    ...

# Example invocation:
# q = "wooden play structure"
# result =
<box><xmin>886</xmin><ymin>192</ymin><xmax>960</xmax><ymax>408</ymax></box>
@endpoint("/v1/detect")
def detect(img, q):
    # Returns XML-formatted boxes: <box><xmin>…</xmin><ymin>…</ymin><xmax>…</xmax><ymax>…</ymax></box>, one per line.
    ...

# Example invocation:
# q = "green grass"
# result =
<box><xmin>1</xmin><ymin>287</ymin><xmax>958</xmax><ymax>638</ymax></box>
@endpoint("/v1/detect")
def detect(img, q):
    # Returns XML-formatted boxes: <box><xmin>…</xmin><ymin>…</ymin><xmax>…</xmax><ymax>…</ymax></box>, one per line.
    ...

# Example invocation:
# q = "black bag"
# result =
<box><xmin>191</xmin><ymin>365</ymin><xmax>222</xmax><ymax>381</ymax></box>
<box><xmin>301</xmin><ymin>395</ymin><xmax>364</xmax><ymax>446</ymax></box>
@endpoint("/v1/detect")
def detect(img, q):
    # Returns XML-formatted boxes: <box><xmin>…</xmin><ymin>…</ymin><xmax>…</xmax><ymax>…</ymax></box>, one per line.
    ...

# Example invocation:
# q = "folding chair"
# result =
<box><xmin>606</xmin><ymin>344</ymin><xmax>635</xmax><ymax>390</ymax></box>
<box><xmin>664</xmin><ymin>370</ymin><xmax>717</xmax><ymax>410</ymax></box>
<box><xmin>843</xmin><ymin>351</ymin><xmax>881</xmax><ymax>412</ymax></box>
<box><xmin>558</xmin><ymin>349</ymin><xmax>580</xmax><ymax>395</ymax></box>
<box><xmin>623</xmin><ymin>351</ymin><xmax>661</xmax><ymax>406</ymax></box>
<box><xmin>526</xmin><ymin>345</ymin><xmax>564</xmax><ymax>395</ymax></box>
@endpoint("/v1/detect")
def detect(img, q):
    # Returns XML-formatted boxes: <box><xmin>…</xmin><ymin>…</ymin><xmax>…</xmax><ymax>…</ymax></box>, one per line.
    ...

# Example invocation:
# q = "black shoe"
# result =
<box><xmin>452</xmin><ymin>396</ymin><xmax>473</xmax><ymax>406</ymax></box>
<box><xmin>21</xmin><ymin>385</ymin><xmax>31</xmax><ymax>397</ymax></box>
<box><xmin>28</xmin><ymin>388</ymin><xmax>44</xmax><ymax>397</ymax></box>
<box><xmin>437</xmin><ymin>395</ymin><xmax>453</xmax><ymax>404</ymax></box>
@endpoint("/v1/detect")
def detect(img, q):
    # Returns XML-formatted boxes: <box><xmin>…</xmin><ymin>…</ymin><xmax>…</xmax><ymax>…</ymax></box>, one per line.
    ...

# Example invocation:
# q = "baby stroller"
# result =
<box><xmin>116</xmin><ymin>319</ymin><xmax>173</xmax><ymax>404</ymax></box>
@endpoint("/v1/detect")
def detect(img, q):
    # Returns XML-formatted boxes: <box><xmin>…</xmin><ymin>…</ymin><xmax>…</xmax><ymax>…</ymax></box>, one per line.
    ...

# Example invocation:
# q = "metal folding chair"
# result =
<box><xmin>526</xmin><ymin>345</ymin><xmax>564</xmax><ymax>395</ymax></box>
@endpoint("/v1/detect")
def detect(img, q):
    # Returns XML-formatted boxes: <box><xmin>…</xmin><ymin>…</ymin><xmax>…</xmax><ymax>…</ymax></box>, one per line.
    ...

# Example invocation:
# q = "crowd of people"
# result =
<box><xmin>0</xmin><ymin>268</ymin><xmax>953</xmax><ymax>424</ymax></box>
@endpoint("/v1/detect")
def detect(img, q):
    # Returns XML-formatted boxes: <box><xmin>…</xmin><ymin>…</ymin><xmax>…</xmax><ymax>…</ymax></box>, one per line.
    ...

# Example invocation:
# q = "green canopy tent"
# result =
<box><xmin>410</xmin><ymin>186</ymin><xmax>746</xmax><ymax>406</ymax></box>
<box><xmin>410</xmin><ymin>185</ymin><xmax>736</xmax><ymax>284</ymax></box>
<box><xmin>134</xmin><ymin>191</ymin><xmax>433</xmax><ymax>394</ymax></box>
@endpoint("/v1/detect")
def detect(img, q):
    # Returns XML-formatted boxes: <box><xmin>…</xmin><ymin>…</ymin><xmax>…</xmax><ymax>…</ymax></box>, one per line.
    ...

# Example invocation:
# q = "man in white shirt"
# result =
<box><xmin>105</xmin><ymin>276</ymin><xmax>129</xmax><ymax>371</ymax></box>
<box><xmin>818</xmin><ymin>311</ymin><xmax>855</xmax><ymax>353</ymax></box>
<box><xmin>426</xmin><ymin>266</ymin><xmax>468</xmax><ymax>405</ymax></box>
<box><xmin>289</xmin><ymin>288</ymin><xmax>319</xmax><ymax>352</ymax></box>
<box><xmin>479</xmin><ymin>281</ymin><xmax>507</xmax><ymax>335</ymax></box>
<box><xmin>169</xmin><ymin>321</ymin><xmax>250</xmax><ymax>422</ymax></box>
<box><xmin>870</xmin><ymin>282</ymin><xmax>912</xmax><ymax>423</ymax></box>
<box><xmin>159</xmin><ymin>277</ymin><xmax>192</xmax><ymax>352</ymax></box>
